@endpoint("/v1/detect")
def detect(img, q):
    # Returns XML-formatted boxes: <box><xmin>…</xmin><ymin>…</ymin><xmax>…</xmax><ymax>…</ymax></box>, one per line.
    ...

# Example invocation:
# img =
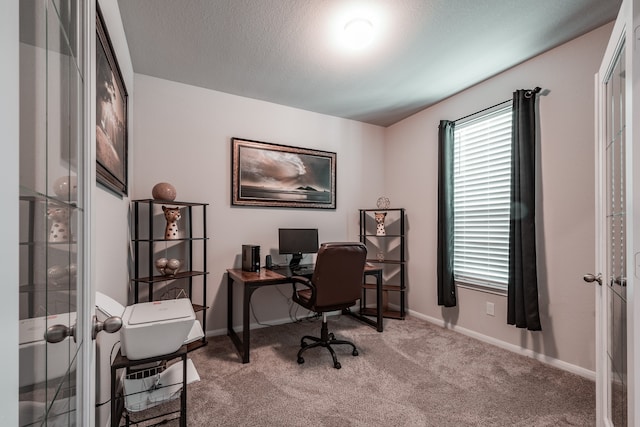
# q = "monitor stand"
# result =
<box><xmin>289</xmin><ymin>253</ymin><xmax>303</xmax><ymax>270</ymax></box>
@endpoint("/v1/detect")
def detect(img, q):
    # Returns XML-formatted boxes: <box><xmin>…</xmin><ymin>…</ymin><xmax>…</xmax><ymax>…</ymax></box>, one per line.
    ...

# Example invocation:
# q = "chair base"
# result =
<box><xmin>297</xmin><ymin>315</ymin><xmax>358</xmax><ymax>369</ymax></box>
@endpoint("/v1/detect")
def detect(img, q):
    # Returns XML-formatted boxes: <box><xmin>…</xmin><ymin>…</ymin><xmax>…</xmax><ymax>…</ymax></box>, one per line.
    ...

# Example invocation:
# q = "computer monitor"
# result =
<box><xmin>278</xmin><ymin>228</ymin><xmax>319</xmax><ymax>269</ymax></box>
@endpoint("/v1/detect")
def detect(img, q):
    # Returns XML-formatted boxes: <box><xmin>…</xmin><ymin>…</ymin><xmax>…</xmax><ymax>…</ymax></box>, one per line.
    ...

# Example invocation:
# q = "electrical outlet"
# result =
<box><xmin>486</xmin><ymin>302</ymin><xmax>495</xmax><ymax>316</ymax></box>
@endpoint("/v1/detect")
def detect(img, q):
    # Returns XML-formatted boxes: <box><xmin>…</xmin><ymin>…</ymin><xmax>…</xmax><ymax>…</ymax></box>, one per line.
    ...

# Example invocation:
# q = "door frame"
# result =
<box><xmin>595</xmin><ymin>0</ymin><xmax>639</xmax><ymax>424</ymax></box>
<box><xmin>1</xmin><ymin>0</ymin><xmax>20</xmax><ymax>424</ymax></box>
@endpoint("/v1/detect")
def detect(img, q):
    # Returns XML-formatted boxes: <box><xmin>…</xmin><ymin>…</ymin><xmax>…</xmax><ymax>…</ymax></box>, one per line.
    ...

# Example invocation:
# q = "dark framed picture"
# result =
<box><xmin>96</xmin><ymin>5</ymin><xmax>128</xmax><ymax>196</ymax></box>
<box><xmin>231</xmin><ymin>138</ymin><xmax>336</xmax><ymax>209</ymax></box>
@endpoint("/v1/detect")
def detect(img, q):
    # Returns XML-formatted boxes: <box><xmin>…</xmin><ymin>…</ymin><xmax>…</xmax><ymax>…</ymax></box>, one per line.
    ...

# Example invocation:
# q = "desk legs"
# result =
<box><xmin>227</xmin><ymin>275</ymin><xmax>256</xmax><ymax>363</ymax></box>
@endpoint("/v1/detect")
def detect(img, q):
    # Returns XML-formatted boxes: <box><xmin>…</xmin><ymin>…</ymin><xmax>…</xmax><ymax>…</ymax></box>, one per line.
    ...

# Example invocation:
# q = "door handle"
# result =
<box><xmin>583</xmin><ymin>273</ymin><xmax>602</xmax><ymax>286</ymax></box>
<box><xmin>92</xmin><ymin>315</ymin><xmax>123</xmax><ymax>340</ymax></box>
<box><xmin>44</xmin><ymin>315</ymin><xmax>122</xmax><ymax>343</ymax></box>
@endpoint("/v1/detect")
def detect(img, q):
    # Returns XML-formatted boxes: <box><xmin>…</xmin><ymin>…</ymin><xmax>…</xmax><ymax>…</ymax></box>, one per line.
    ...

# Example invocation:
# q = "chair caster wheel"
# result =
<box><xmin>334</xmin><ymin>362</ymin><xmax>341</xmax><ymax>369</ymax></box>
<box><xmin>352</xmin><ymin>349</ymin><xmax>359</xmax><ymax>356</ymax></box>
<box><xmin>297</xmin><ymin>357</ymin><xmax>305</xmax><ymax>364</ymax></box>
<box><xmin>329</xmin><ymin>333</ymin><xmax>335</xmax><ymax>340</ymax></box>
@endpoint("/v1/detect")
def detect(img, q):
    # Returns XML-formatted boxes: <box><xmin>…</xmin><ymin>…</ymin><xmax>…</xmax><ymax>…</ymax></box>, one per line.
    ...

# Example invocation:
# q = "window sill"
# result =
<box><xmin>456</xmin><ymin>281</ymin><xmax>507</xmax><ymax>297</ymax></box>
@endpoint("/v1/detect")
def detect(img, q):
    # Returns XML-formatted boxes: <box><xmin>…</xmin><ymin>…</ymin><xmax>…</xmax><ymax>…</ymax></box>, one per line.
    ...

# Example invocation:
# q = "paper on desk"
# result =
<box><xmin>123</xmin><ymin>358</ymin><xmax>200</xmax><ymax>412</ymax></box>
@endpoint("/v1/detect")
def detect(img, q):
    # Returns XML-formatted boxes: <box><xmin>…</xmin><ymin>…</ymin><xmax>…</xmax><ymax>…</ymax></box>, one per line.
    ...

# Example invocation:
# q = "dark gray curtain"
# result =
<box><xmin>507</xmin><ymin>88</ymin><xmax>541</xmax><ymax>331</ymax></box>
<box><xmin>437</xmin><ymin>120</ymin><xmax>456</xmax><ymax>307</ymax></box>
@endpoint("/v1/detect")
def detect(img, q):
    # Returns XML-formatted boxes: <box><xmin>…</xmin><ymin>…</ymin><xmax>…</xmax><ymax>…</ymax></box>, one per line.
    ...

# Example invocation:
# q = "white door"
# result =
<box><xmin>18</xmin><ymin>1</ymin><xmax>97</xmax><ymax>425</ymax></box>
<box><xmin>593</xmin><ymin>0</ymin><xmax>640</xmax><ymax>425</ymax></box>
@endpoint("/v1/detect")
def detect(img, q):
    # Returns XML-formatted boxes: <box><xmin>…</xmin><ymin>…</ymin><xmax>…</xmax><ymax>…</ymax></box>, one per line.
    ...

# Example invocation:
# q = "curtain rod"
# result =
<box><xmin>453</xmin><ymin>99</ymin><xmax>511</xmax><ymax>123</ymax></box>
<box><xmin>453</xmin><ymin>87</ymin><xmax>541</xmax><ymax>123</ymax></box>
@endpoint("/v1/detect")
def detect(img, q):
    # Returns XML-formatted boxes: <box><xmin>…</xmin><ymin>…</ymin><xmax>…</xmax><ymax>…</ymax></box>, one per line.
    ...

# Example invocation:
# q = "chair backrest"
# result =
<box><xmin>311</xmin><ymin>242</ymin><xmax>367</xmax><ymax>310</ymax></box>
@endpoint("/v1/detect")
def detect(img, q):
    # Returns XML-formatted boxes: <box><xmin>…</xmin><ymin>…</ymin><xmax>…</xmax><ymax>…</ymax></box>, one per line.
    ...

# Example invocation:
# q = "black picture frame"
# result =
<box><xmin>96</xmin><ymin>5</ymin><xmax>128</xmax><ymax>196</ymax></box>
<box><xmin>231</xmin><ymin>137</ymin><xmax>336</xmax><ymax>209</ymax></box>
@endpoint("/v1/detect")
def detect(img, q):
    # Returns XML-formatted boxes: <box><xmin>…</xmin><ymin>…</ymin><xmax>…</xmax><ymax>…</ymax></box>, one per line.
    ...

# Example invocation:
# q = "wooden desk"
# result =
<box><xmin>226</xmin><ymin>264</ymin><xmax>383</xmax><ymax>363</ymax></box>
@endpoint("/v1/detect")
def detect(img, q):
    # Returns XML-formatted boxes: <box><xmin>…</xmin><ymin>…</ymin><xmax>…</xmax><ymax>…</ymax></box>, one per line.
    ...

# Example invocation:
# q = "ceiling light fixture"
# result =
<box><xmin>343</xmin><ymin>18</ymin><xmax>374</xmax><ymax>49</ymax></box>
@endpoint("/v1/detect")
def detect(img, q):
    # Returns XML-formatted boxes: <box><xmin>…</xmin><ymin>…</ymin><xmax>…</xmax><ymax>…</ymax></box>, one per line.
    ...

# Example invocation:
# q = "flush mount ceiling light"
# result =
<box><xmin>343</xmin><ymin>18</ymin><xmax>374</xmax><ymax>49</ymax></box>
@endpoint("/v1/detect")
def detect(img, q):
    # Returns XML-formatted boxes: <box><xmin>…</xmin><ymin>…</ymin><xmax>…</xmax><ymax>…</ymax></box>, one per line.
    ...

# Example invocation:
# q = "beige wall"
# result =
<box><xmin>384</xmin><ymin>22</ymin><xmax>614</xmax><ymax>375</ymax></box>
<box><xmin>131</xmin><ymin>74</ymin><xmax>386</xmax><ymax>333</ymax></box>
<box><xmin>94</xmin><ymin>1</ymin><xmax>134</xmax><ymax>425</ymax></box>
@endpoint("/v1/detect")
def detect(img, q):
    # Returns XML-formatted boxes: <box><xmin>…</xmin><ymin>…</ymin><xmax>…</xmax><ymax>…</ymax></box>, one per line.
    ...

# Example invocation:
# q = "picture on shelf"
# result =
<box><xmin>231</xmin><ymin>137</ymin><xmax>336</xmax><ymax>209</ymax></box>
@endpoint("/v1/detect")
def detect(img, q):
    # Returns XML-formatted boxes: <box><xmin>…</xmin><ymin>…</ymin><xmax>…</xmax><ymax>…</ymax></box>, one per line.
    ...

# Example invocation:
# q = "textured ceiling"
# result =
<box><xmin>117</xmin><ymin>0</ymin><xmax>620</xmax><ymax>127</ymax></box>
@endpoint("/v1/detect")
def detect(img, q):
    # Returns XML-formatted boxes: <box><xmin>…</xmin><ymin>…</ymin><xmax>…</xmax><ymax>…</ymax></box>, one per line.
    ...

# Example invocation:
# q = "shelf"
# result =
<box><xmin>191</xmin><ymin>303</ymin><xmax>207</xmax><ymax>313</ymax></box>
<box><xmin>359</xmin><ymin>208</ymin><xmax>404</xmax><ymax>212</ymax></box>
<box><xmin>361</xmin><ymin>307</ymin><xmax>404</xmax><ymax>320</ymax></box>
<box><xmin>362</xmin><ymin>284</ymin><xmax>403</xmax><ymax>292</ymax></box>
<box><xmin>362</xmin><ymin>234</ymin><xmax>403</xmax><ymax>238</ymax></box>
<box><xmin>132</xmin><ymin>199</ymin><xmax>209</xmax><ymax>207</ymax></box>
<box><xmin>132</xmin><ymin>237</ymin><xmax>209</xmax><ymax>243</ymax></box>
<box><xmin>131</xmin><ymin>271</ymin><xmax>209</xmax><ymax>284</ymax></box>
<box><xmin>365</xmin><ymin>259</ymin><xmax>405</xmax><ymax>265</ymax></box>
<box><xmin>186</xmin><ymin>339</ymin><xmax>207</xmax><ymax>353</ymax></box>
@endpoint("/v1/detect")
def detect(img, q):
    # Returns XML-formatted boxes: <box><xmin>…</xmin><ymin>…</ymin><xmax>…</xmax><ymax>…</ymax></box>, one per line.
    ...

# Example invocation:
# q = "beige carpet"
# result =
<box><xmin>126</xmin><ymin>315</ymin><xmax>595</xmax><ymax>426</ymax></box>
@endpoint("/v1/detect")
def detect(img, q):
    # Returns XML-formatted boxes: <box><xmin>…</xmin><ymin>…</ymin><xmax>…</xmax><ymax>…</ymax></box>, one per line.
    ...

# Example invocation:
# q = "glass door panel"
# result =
<box><xmin>19</xmin><ymin>0</ymin><xmax>85</xmax><ymax>425</ymax></box>
<box><xmin>604</xmin><ymin>41</ymin><xmax>627</xmax><ymax>427</ymax></box>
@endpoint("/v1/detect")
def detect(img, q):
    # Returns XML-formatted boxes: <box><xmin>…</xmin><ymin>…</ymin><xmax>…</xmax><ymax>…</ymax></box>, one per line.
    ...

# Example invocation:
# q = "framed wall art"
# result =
<box><xmin>96</xmin><ymin>5</ymin><xmax>128</xmax><ymax>196</ymax></box>
<box><xmin>231</xmin><ymin>137</ymin><xmax>336</xmax><ymax>209</ymax></box>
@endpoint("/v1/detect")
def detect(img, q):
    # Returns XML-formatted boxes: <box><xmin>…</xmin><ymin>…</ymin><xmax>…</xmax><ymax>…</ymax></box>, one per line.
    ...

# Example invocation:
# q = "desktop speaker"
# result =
<box><xmin>242</xmin><ymin>245</ymin><xmax>260</xmax><ymax>272</ymax></box>
<box><xmin>265</xmin><ymin>255</ymin><xmax>272</xmax><ymax>269</ymax></box>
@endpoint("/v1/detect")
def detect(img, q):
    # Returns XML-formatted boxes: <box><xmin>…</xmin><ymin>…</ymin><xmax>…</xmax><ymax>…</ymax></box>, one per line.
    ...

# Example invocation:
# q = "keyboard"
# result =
<box><xmin>292</xmin><ymin>268</ymin><xmax>314</xmax><ymax>276</ymax></box>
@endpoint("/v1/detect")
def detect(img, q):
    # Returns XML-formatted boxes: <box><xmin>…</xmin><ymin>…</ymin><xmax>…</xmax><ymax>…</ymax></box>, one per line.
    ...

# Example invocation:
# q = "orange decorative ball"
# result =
<box><xmin>151</xmin><ymin>182</ymin><xmax>177</xmax><ymax>201</ymax></box>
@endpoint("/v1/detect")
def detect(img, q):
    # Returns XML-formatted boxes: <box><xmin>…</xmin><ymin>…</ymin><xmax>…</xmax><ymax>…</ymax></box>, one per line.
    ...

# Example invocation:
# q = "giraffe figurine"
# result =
<box><xmin>162</xmin><ymin>206</ymin><xmax>181</xmax><ymax>239</ymax></box>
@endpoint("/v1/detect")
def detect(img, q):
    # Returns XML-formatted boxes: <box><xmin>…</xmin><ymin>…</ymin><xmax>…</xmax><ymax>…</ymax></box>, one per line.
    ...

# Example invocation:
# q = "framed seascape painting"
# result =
<box><xmin>96</xmin><ymin>5</ymin><xmax>128</xmax><ymax>196</ymax></box>
<box><xmin>231</xmin><ymin>138</ymin><xmax>336</xmax><ymax>209</ymax></box>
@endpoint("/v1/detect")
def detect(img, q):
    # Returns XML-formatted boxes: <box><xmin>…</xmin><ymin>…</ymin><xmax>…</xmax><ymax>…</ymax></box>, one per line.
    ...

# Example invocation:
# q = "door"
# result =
<box><xmin>18</xmin><ymin>1</ymin><xmax>94</xmax><ymax>425</ymax></box>
<box><xmin>593</xmin><ymin>0</ymin><xmax>639</xmax><ymax>425</ymax></box>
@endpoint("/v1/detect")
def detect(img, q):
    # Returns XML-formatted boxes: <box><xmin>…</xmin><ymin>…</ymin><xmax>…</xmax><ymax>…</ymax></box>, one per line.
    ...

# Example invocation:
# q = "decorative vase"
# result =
<box><xmin>53</xmin><ymin>175</ymin><xmax>78</xmax><ymax>201</ymax></box>
<box><xmin>374</xmin><ymin>211</ymin><xmax>387</xmax><ymax>236</ymax></box>
<box><xmin>47</xmin><ymin>206</ymin><xmax>71</xmax><ymax>243</ymax></box>
<box><xmin>152</xmin><ymin>182</ymin><xmax>177</xmax><ymax>201</ymax></box>
<box><xmin>162</xmin><ymin>206</ymin><xmax>181</xmax><ymax>239</ymax></box>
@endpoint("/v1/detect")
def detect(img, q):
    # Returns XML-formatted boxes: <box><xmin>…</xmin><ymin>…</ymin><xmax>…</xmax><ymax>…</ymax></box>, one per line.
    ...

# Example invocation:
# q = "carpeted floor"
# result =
<box><xmin>128</xmin><ymin>315</ymin><xmax>595</xmax><ymax>426</ymax></box>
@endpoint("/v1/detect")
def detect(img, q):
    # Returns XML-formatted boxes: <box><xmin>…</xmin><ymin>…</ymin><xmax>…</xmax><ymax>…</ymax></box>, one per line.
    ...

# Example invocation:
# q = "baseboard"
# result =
<box><xmin>408</xmin><ymin>309</ymin><xmax>596</xmax><ymax>381</ymax></box>
<box><xmin>206</xmin><ymin>311</ymin><xmax>341</xmax><ymax>338</ymax></box>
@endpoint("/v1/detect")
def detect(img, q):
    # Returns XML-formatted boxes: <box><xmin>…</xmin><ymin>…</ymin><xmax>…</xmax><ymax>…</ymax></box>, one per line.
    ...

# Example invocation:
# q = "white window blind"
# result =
<box><xmin>453</xmin><ymin>104</ymin><xmax>512</xmax><ymax>291</ymax></box>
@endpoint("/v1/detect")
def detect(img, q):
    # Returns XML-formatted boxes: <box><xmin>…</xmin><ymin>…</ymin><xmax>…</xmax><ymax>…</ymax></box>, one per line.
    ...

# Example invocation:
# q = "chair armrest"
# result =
<box><xmin>291</xmin><ymin>276</ymin><xmax>316</xmax><ymax>305</ymax></box>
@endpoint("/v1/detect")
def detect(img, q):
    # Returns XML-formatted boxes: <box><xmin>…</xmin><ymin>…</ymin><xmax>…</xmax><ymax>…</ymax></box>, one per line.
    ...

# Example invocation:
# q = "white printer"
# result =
<box><xmin>96</xmin><ymin>293</ymin><xmax>204</xmax><ymax>360</ymax></box>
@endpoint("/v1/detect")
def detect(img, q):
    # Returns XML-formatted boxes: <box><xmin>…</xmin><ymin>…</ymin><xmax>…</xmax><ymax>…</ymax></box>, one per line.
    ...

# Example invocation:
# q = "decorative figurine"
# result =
<box><xmin>155</xmin><ymin>257</ymin><xmax>182</xmax><ymax>276</ymax></box>
<box><xmin>374</xmin><ymin>211</ymin><xmax>387</xmax><ymax>236</ymax></box>
<box><xmin>48</xmin><ymin>206</ymin><xmax>71</xmax><ymax>243</ymax></box>
<box><xmin>162</xmin><ymin>206</ymin><xmax>181</xmax><ymax>239</ymax></box>
<box><xmin>376</xmin><ymin>196</ymin><xmax>390</xmax><ymax>209</ymax></box>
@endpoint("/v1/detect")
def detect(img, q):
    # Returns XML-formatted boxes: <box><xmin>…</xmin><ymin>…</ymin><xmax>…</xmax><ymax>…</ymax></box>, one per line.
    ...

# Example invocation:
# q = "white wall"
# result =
<box><xmin>131</xmin><ymin>75</ymin><xmax>386</xmax><ymax>332</ymax></box>
<box><xmin>94</xmin><ymin>1</ymin><xmax>135</xmax><ymax>425</ymax></box>
<box><xmin>1</xmin><ymin>1</ymin><xmax>19</xmax><ymax>425</ymax></box>
<box><xmin>385</xmin><ymin>23</ymin><xmax>614</xmax><ymax>373</ymax></box>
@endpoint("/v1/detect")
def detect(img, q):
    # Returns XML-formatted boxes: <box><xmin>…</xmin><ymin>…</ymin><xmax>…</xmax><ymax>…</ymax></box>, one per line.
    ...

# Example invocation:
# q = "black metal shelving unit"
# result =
<box><xmin>359</xmin><ymin>208</ymin><xmax>406</xmax><ymax>319</ymax></box>
<box><xmin>131</xmin><ymin>199</ymin><xmax>209</xmax><ymax>351</ymax></box>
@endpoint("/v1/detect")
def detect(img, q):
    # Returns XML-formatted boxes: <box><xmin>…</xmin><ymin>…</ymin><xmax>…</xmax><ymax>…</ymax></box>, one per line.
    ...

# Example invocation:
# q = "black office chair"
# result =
<box><xmin>291</xmin><ymin>242</ymin><xmax>367</xmax><ymax>369</ymax></box>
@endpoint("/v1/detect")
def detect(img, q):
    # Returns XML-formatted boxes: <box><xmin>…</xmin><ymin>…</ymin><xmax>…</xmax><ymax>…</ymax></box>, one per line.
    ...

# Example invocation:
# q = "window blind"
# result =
<box><xmin>453</xmin><ymin>105</ymin><xmax>512</xmax><ymax>290</ymax></box>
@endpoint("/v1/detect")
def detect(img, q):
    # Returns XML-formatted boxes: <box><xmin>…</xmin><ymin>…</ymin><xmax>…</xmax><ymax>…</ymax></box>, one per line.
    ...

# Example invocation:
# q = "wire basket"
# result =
<box><xmin>122</xmin><ymin>363</ymin><xmax>183</xmax><ymax>413</ymax></box>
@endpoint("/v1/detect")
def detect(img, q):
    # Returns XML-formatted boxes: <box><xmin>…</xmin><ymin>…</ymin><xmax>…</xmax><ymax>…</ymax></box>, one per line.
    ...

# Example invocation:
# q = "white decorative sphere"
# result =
<box><xmin>53</xmin><ymin>176</ymin><xmax>78</xmax><ymax>201</ymax></box>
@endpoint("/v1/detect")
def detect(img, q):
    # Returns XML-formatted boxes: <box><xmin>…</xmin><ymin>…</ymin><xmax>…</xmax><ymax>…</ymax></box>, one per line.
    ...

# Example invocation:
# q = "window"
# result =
<box><xmin>453</xmin><ymin>104</ymin><xmax>512</xmax><ymax>292</ymax></box>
